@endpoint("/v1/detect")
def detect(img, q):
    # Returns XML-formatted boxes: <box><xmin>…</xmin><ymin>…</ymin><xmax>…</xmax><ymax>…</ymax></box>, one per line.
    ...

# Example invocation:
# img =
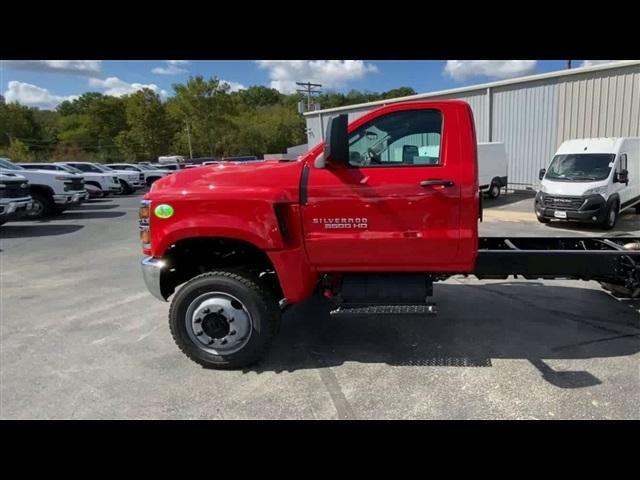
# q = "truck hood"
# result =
<box><xmin>541</xmin><ymin>178</ymin><xmax>608</xmax><ymax>196</ymax></box>
<box><xmin>148</xmin><ymin>160</ymin><xmax>304</xmax><ymax>203</ymax></box>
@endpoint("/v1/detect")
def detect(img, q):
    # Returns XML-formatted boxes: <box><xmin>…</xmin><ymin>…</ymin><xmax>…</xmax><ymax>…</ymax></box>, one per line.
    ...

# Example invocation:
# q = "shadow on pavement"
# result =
<box><xmin>247</xmin><ymin>283</ymin><xmax>640</xmax><ymax>388</ymax></box>
<box><xmin>75</xmin><ymin>203</ymin><xmax>120</xmax><ymax>210</ymax></box>
<box><xmin>56</xmin><ymin>211</ymin><xmax>126</xmax><ymax>220</ymax></box>
<box><xmin>0</xmin><ymin>224</ymin><xmax>84</xmax><ymax>239</ymax></box>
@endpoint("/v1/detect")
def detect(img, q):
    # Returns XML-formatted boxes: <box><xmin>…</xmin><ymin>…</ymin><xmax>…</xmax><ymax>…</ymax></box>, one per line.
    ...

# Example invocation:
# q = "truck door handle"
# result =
<box><xmin>420</xmin><ymin>179</ymin><xmax>455</xmax><ymax>188</ymax></box>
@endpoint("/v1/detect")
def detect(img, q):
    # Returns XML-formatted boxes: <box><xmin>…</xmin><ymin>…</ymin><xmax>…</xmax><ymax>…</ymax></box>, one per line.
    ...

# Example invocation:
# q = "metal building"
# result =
<box><xmin>303</xmin><ymin>60</ymin><xmax>640</xmax><ymax>189</ymax></box>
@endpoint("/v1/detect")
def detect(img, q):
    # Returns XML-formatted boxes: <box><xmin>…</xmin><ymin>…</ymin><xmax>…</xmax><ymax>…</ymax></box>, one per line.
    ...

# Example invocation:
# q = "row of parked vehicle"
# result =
<box><xmin>0</xmin><ymin>158</ymin><xmax>172</xmax><ymax>224</ymax></box>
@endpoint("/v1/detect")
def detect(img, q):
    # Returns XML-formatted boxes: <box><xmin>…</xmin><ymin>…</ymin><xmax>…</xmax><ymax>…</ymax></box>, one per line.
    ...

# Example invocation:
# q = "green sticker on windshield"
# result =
<box><xmin>154</xmin><ymin>204</ymin><xmax>174</xmax><ymax>219</ymax></box>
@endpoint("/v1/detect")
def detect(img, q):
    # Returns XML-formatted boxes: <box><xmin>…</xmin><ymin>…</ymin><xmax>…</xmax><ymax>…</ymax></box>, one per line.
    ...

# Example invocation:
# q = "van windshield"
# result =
<box><xmin>545</xmin><ymin>153</ymin><xmax>615</xmax><ymax>181</ymax></box>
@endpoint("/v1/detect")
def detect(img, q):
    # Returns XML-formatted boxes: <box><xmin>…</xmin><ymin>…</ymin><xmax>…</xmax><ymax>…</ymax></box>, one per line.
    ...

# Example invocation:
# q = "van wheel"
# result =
<box><xmin>169</xmin><ymin>269</ymin><xmax>281</xmax><ymax>369</ymax></box>
<box><xmin>27</xmin><ymin>192</ymin><xmax>54</xmax><ymax>219</ymax></box>
<box><xmin>488</xmin><ymin>181</ymin><xmax>501</xmax><ymax>199</ymax></box>
<box><xmin>602</xmin><ymin>200</ymin><xmax>619</xmax><ymax>230</ymax></box>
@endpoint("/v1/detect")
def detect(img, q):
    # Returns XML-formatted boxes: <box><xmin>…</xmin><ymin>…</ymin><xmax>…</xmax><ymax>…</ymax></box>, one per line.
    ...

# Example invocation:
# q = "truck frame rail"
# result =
<box><xmin>474</xmin><ymin>236</ymin><xmax>640</xmax><ymax>297</ymax></box>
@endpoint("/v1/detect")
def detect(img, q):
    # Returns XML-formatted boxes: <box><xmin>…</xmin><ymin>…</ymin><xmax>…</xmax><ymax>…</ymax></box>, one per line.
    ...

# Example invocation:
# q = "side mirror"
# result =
<box><xmin>323</xmin><ymin>114</ymin><xmax>349</xmax><ymax>168</ymax></box>
<box><xmin>539</xmin><ymin>168</ymin><xmax>546</xmax><ymax>180</ymax></box>
<box><xmin>616</xmin><ymin>169</ymin><xmax>629</xmax><ymax>184</ymax></box>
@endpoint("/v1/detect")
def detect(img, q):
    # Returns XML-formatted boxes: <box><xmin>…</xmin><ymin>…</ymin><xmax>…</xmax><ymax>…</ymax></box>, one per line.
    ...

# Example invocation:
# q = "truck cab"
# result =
<box><xmin>106</xmin><ymin>163</ymin><xmax>169</xmax><ymax>187</ymax></box>
<box><xmin>0</xmin><ymin>158</ymin><xmax>85</xmax><ymax>219</ymax></box>
<box><xmin>63</xmin><ymin>162</ymin><xmax>144</xmax><ymax>194</ymax></box>
<box><xmin>535</xmin><ymin>138</ymin><xmax>640</xmax><ymax>229</ymax></box>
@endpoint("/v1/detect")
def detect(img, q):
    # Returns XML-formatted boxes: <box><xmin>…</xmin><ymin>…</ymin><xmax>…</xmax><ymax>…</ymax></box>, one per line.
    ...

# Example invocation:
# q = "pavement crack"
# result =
<box><xmin>306</xmin><ymin>349</ymin><xmax>356</xmax><ymax>420</ymax></box>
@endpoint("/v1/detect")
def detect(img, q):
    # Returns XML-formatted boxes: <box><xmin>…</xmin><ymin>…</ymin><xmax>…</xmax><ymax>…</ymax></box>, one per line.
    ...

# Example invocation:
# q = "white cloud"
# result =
<box><xmin>444</xmin><ymin>60</ymin><xmax>537</xmax><ymax>81</ymax></box>
<box><xmin>88</xmin><ymin>77</ymin><xmax>168</xmax><ymax>98</ymax></box>
<box><xmin>152</xmin><ymin>60</ymin><xmax>190</xmax><ymax>75</ymax></box>
<box><xmin>4</xmin><ymin>80</ymin><xmax>79</xmax><ymax>109</ymax></box>
<box><xmin>580</xmin><ymin>60</ymin><xmax>615</xmax><ymax>68</ymax></box>
<box><xmin>3</xmin><ymin>60</ymin><xmax>102</xmax><ymax>76</ymax></box>
<box><xmin>256</xmin><ymin>60</ymin><xmax>378</xmax><ymax>93</ymax></box>
<box><xmin>220</xmin><ymin>79</ymin><xmax>245</xmax><ymax>92</ymax></box>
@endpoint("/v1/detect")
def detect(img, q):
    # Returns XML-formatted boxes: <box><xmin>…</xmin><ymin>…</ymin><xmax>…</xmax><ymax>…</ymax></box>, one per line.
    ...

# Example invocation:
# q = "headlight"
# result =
<box><xmin>583</xmin><ymin>186</ymin><xmax>608</xmax><ymax>196</ymax></box>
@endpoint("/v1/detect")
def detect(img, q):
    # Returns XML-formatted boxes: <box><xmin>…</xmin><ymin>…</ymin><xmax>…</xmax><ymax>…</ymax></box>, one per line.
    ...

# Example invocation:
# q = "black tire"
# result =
<box><xmin>118</xmin><ymin>179</ymin><xmax>133</xmax><ymax>195</ymax></box>
<box><xmin>488</xmin><ymin>181</ymin><xmax>501</xmax><ymax>199</ymax></box>
<box><xmin>635</xmin><ymin>204</ymin><xmax>640</xmax><ymax>214</ymax></box>
<box><xmin>27</xmin><ymin>192</ymin><xmax>54</xmax><ymax>219</ymax></box>
<box><xmin>602</xmin><ymin>200</ymin><xmax>619</xmax><ymax>230</ymax></box>
<box><xmin>169</xmin><ymin>269</ymin><xmax>281</xmax><ymax>369</ymax></box>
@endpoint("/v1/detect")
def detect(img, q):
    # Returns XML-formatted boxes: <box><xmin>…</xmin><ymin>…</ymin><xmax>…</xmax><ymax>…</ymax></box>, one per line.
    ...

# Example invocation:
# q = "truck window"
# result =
<box><xmin>347</xmin><ymin>109</ymin><xmax>442</xmax><ymax>167</ymax></box>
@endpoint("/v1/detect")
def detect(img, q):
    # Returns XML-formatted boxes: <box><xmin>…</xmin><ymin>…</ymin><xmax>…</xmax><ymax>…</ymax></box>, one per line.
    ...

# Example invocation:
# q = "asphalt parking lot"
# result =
<box><xmin>1</xmin><ymin>192</ymin><xmax>639</xmax><ymax>419</ymax></box>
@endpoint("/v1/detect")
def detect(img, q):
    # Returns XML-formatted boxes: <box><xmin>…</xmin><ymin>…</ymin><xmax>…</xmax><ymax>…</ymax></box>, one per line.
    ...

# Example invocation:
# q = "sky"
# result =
<box><xmin>0</xmin><ymin>60</ymin><xmax>621</xmax><ymax>110</ymax></box>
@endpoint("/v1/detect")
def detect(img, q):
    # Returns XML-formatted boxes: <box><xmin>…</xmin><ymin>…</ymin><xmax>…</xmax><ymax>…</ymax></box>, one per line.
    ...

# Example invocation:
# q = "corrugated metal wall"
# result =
<box><xmin>305</xmin><ymin>63</ymin><xmax>640</xmax><ymax>188</ymax></box>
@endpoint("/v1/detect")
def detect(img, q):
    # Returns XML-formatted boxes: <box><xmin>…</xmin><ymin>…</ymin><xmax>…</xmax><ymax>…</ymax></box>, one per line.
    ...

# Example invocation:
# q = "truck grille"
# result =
<box><xmin>64</xmin><ymin>178</ymin><xmax>85</xmax><ymax>191</ymax></box>
<box><xmin>0</xmin><ymin>181</ymin><xmax>30</xmax><ymax>199</ymax></box>
<box><xmin>543</xmin><ymin>195</ymin><xmax>585</xmax><ymax>210</ymax></box>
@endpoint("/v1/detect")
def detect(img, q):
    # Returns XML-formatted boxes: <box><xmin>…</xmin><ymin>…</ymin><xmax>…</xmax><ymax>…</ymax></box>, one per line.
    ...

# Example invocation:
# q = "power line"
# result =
<box><xmin>296</xmin><ymin>81</ymin><xmax>322</xmax><ymax>112</ymax></box>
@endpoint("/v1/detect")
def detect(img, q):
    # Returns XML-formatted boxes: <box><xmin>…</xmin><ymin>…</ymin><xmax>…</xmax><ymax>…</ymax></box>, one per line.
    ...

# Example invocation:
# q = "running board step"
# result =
<box><xmin>330</xmin><ymin>304</ymin><xmax>437</xmax><ymax>316</ymax></box>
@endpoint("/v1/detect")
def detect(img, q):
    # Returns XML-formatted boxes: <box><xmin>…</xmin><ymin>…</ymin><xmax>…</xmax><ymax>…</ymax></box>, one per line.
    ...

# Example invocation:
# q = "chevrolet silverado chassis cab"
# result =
<box><xmin>140</xmin><ymin>101</ymin><xmax>640</xmax><ymax>369</ymax></box>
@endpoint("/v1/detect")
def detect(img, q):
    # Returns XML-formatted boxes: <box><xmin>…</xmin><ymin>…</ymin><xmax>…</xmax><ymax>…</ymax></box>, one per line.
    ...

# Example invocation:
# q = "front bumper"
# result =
<box><xmin>53</xmin><ymin>192</ymin><xmax>83</xmax><ymax>206</ymax></box>
<box><xmin>0</xmin><ymin>198</ymin><xmax>34</xmax><ymax>221</ymax></box>
<box><xmin>141</xmin><ymin>256</ymin><xmax>168</xmax><ymax>301</ymax></box>
<box><xmin>535</xmin><ymin>192</ymin><xmax>607</xmax><ymax>223</ymax></box>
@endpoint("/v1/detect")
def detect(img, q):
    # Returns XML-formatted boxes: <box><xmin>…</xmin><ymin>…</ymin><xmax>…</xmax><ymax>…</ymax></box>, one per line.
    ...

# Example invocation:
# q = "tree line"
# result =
<box><xmin>0</xmin><ymin>76</ymin><xmax>416</xmax><ymax>163</ymax></box>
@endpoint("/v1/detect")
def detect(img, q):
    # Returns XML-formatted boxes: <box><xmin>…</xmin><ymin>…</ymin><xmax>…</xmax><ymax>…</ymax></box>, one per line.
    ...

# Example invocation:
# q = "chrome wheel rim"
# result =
<box><xmin>28</xmin><ymin>199</ymin><xmax>44</xmax><ymax>217</ymax></box>
<box><xmin>491</xmin><ymin>184</ymin><xmax>500</xmax><ymax>197</ymax></box>
<box><xmin>185</xmin><ymin>292</ymin><xmax>253</xmax><ymax>355</ymax></box>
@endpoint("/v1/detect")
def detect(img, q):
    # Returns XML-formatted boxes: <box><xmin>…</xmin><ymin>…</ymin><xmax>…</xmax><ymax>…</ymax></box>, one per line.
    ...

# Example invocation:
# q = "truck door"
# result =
<box><xmin>302</xmin><ymin>103</ymin><xmax>475</xmax><ymax>271</ymax></box>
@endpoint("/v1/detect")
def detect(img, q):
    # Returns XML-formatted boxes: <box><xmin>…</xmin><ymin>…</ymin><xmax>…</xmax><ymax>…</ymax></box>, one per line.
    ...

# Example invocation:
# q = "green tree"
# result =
<box><xmin>168</xmin><ymin>76</ymin><xmax>236</xmax><ymax>157</ymax></box>
<box><xmin>235</xmin><ymin>86</ymin><xmax>282</xmax><ymax>109</ymax></box>
<box><xmin>116</xmin><ymin>89</ymin><xmax>174</xmax><ymax>161</ymax></box>
<box><xmin>3</xmin><ymin>139</ymin><xmax>35</xmax><ymax>162</ymax></box>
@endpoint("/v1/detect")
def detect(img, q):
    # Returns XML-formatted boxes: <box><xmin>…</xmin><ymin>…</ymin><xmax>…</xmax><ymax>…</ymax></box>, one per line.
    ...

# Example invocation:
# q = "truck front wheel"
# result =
<box><xmin>27</xmin><ymin>192</ymin><xmax>54</xmax><ymax>219</ymax></box>
<box><xmin>488</xmin><ymin>181</ymin><xmax>501</xmax><ymax>199</ymax></box>
<box><xmin>602</xmin><ymin>201</ymin><xmax>619</xmax><ymax>230</ymax></box>
<box><xmin>169</xmin><ymin>270</ymin><xmax>281</xmax><ymax>369</ymax></box>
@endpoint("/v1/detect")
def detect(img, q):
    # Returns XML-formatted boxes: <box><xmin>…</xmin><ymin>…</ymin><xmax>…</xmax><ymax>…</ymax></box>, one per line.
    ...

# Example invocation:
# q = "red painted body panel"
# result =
<box><xmin>143</xmin><ymin>100</ymin><xmax>479</xmax><ymax>303</ymax></box>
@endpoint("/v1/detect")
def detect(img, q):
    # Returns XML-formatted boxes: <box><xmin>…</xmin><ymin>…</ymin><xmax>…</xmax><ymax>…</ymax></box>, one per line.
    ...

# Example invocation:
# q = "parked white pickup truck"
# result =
<box><xmin>63</xmin><ymin>162</ymin><xmax>144</xmax><ymax>194</ymax></box>
<box><xmin>0</xmin><ymin>158</ymin><xmax>85</xmax><ymax>218</ymax></box>
<box><xmin>0</xmin><ymin>172</ymin><xmax>33</xmax><ymax>225</ymax></box>
<box><xmin>19</xmin><ymin>163</ymin><xmax>121</xmax><ymax>197</ymax></box>
<box><xmin>105</xmin><ymin>163</ymin><xmax>169</xmax><ymax>187</ymax></box>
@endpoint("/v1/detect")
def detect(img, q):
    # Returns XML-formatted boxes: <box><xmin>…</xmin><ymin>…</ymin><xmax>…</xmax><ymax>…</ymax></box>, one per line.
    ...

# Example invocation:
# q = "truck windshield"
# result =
<box><xmin>545</xmin><ymin>153</ymin><xmax>615</xmax><ymax>181</ymax></box>
<box><xmin>0</xmin><ymin>158</ymin><xmax>25</xmax><ymax>170</ymax></box>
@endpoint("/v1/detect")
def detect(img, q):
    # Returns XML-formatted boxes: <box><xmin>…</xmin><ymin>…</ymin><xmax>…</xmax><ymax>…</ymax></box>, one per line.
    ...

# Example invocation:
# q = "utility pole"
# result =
<box><xmin>185</xmin><ymin>120</ymin><xmax>193</xmax><ymax>159</ymax></box>
<box><xmin>296</xmin><ymin>81</ymin><xmax>322</xmax><ymax>111</ymax></box>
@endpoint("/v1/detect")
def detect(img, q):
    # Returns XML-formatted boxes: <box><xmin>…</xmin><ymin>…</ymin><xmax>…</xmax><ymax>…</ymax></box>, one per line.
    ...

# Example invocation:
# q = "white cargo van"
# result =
<box><xmin>477</xmin><ymin>142</ymin><xmax>508</xmax><ymax>198</ymax></box>
<box><xmin>535</xmin><ymin>137</ymin><xmax>640</xmax><ymax>229</ymax></box>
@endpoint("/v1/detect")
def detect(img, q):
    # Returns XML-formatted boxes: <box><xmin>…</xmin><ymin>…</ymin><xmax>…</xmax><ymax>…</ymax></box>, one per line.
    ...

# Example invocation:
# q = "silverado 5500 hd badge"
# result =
<box><xmin>313</xmin><ymin>217</ymin><xmax>368</xmax><ymax>229</ymax></box>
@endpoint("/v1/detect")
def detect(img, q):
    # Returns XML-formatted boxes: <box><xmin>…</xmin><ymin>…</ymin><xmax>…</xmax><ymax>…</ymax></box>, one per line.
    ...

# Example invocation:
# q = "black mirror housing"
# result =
<box><xmin>539</xmin><ymin>168</ymin><xmax>546</xmax><ymax>180</ymax></box>
<box><xmin>617</xmin><ymin>169</ymin><xmax>629</xmax><ymax>184</ymax></box>
<box><xmin>324</xmin><ymin>114</ymin><xmax>349</xmax><ymax>167</ymax></box>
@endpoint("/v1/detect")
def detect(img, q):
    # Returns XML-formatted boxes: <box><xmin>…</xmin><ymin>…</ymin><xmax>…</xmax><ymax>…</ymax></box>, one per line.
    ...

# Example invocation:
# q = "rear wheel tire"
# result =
<box><xmin>488</xmin><ymin>181</ymin><xmax>501</xmax><ymax>199</ymax></box>
<box><xmin>27</xmin><ymin>192</ymin><xmax>54</xmax><ymax>219</ymax></box>
<box><xmin>169</xmin><ymin>269</ymin><xmax>281</xmax><ymax>369</ymax></box>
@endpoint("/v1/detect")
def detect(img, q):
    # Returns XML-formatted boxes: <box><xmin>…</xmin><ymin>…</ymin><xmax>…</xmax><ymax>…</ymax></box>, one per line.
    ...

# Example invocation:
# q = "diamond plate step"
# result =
<box><xmin>330</xmin><ymin>304</ymin><xmax>437</xmax><ymax>315</ymax></box>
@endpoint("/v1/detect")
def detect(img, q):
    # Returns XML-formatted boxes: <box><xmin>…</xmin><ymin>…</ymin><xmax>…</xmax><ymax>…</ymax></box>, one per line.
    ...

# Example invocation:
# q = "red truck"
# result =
<box><xmin>139</xmin><ymin>100</ymin><xmax>640</xmax><ymax>369</ymax></box>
